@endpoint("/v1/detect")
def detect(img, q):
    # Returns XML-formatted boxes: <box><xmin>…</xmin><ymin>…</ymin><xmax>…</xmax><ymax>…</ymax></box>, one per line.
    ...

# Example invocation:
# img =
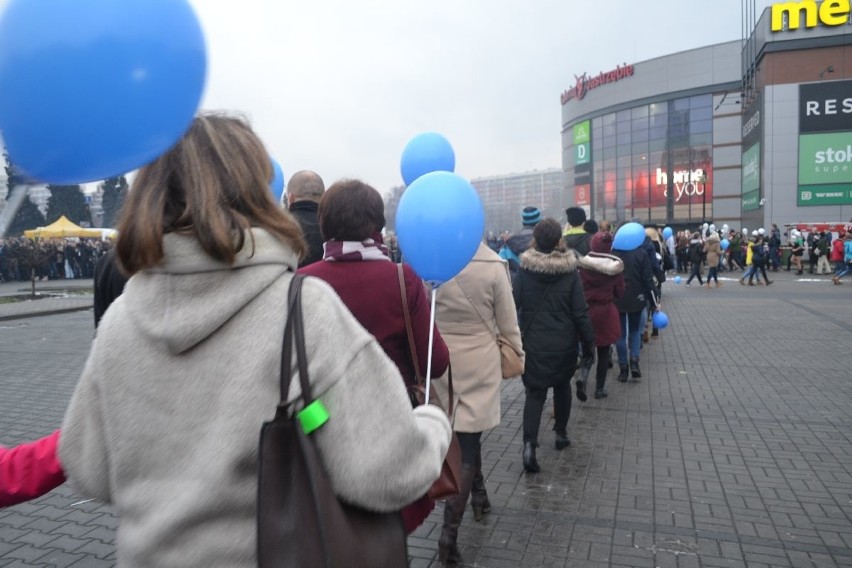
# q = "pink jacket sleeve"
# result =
<box><xmin>0</xmin><ymin>430</ymin><xmax>66</xmax><ymax>508</ymax></box>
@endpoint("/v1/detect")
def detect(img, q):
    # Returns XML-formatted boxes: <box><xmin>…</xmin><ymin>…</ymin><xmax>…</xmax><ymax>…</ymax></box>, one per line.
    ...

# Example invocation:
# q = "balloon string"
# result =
<box><xmin>424</xmin><ymin>287</ymin><xmax>437</xmax><ymax>405</ymax></box>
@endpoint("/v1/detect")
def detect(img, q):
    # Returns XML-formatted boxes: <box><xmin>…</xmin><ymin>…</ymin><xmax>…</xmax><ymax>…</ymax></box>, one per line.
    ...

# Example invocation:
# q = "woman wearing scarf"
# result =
<box><xmin>298</xmin><ymin>178</ymin><xmax>450</xmax><ymax>534</ymax></box>
<box><xmin>578</xmin><ymin>231</ymin><xmax>625</xmax><ymax>399</ymax></box>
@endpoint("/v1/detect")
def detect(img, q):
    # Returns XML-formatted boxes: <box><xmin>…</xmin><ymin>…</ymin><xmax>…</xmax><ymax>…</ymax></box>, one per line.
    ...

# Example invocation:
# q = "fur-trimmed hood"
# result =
<box><xmin>519</xmin><ymin>248</ymin><xmax>578</xmax><ymax>275</ymax></box>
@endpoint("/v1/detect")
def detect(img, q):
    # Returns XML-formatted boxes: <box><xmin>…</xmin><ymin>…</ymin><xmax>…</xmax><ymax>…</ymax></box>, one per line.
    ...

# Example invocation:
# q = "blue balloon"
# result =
<box><xmin>270</xmin><ymin>159</ymin><xmax>285</xmax><ymax>203</ymax></box>
<box><xmin>395</xmin><ymin>171</ymin><xmax>484</xmax><ymax>284</ymax></box>
<box><xmin>662</xmin><ymin>227</ymin><xmax>673</xmax><ymax>239</ymax></box>
<box><xmin>0</xmin><ymin>0</ymin><xmax>206</xmax><ymax>184</ymax></box>
<box><xmin>400</xmin><ymin>133</ymin><xmax>455</xmax><ymax>186</ymax></box>
<box><xmin>721</xmin><ymin>238</ymin><xmax>730</xmax><ymax>250</ymax></box>
<box><xmin>673</xmin><ymin>276</ymin><xmax>682</xmax><ymax>284</ymax></box>
<box><xmin>652</xmin><ymin>311</ymin><xmax>669</xmax><ymax>330</ymax></box>
<box><xmin>612</xmin><ymin>222</ymin><xmax>646</xmax><ymax>251</ymax></box>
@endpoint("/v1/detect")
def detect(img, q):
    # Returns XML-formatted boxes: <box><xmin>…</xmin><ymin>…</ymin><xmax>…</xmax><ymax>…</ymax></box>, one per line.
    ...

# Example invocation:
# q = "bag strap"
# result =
<box><xmin>398</xmin><ymin>264</ymin><xmax>423</xmax><ymax>382</ymax></box>
<box><xmin>454</xmin><ymin>275</ymin><xmax>497</xmax><ymax>340</ymax></box>
<box><xmin>397</xmin><ymin>264</ymin><xmax>454</xmax><ymax>418</ymax></box>
<box><xmin>279</xmin><ymin>274</ymin><xmax>312</xmax><ymax>408</ymax></box>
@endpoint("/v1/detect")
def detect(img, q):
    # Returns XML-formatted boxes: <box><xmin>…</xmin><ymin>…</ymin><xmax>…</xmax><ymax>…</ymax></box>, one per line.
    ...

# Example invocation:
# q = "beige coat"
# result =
<box><xmin>433</xmin><ymin>243</ymin><xmax>524</xmax><ymax>433</ymax></box>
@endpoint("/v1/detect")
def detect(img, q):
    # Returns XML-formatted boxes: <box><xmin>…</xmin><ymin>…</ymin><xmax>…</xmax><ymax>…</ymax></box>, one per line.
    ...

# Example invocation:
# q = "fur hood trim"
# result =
<box><xmin>519</xmin><ymin>248</ymin><xmax>578</xmax><ymax>275</ymax></box>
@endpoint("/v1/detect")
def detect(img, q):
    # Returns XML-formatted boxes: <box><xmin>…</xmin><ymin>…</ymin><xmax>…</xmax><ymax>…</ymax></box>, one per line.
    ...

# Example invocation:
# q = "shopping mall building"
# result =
<box><xmin>561</xmin><ymin>1</ymin><xmax>852</xmax><ymax>231</ymax></box>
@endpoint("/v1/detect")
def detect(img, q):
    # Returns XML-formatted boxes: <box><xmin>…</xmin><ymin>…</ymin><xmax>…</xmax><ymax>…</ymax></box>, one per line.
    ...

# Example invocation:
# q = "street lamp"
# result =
<box><xmin>698</xmin><ymin>172</ymin><xmax>708</xmax><ymax>223</ymax></box>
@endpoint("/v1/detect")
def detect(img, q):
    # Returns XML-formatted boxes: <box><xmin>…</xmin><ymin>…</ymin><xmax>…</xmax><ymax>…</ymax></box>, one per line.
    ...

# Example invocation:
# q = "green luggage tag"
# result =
<box><xmin>297</xmin><ymin>399</ymin><xmax>329</xmax><ymax>434</ymax></box>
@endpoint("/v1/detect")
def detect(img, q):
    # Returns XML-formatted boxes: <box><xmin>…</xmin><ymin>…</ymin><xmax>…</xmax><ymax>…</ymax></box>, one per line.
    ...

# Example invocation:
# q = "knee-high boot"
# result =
<box><xmin>438</xmin><ymin>463</ymin><xmax>476</xmax><ymax>566</ymax></box>
<box><xmin>470</xmin><ymin>449</ymin><xmax>491</xmax><ymax>522</ymax></box>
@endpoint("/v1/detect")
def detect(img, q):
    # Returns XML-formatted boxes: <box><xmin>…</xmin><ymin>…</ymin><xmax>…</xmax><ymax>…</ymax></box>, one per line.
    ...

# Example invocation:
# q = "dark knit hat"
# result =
<box><xmin>566</xmin><ymin>206</ymin><xmax>586</xmax><ymax>227</ymax></box>
<box><xmin>583</xmin><ymin>219</ymin><xmax>599</xmax><ymax>234</ymax></box>
<box><xmin>522</xmin><ymin>206</ymin><xmax>542</xmax><ymax>226</ymax></box>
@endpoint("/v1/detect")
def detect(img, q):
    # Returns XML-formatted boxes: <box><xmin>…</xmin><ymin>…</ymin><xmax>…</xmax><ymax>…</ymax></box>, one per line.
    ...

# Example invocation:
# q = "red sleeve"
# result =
<box><xmin>403</xmin><ymin>264</ymin><xmax>450</xmax><ymax>378</ymax></box>
<box><xmin>0</xmin><ymin>430</ymin><xmax>66</xmax><ymax>508</ymax></box>
<box><xmin>613</xmin><ymin>273</ymin><xmax>625</xmax><ymax>300</ymax></box>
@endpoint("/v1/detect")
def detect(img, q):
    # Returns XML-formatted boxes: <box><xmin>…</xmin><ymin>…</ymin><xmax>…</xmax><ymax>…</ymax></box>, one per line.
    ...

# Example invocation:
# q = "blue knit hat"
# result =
<box><xmin>522</xmin><ymin>206</ymin><xmax>542</xmax><ymax>226</ymax></box>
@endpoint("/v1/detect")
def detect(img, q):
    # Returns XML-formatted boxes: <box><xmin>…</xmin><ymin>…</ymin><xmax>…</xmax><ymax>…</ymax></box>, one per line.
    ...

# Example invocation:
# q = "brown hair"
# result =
<box><xmin>116</xmin><ymin>113</ymin><xmax>306</xmax><ymax>274</ymax></box>
<box><xmin>533</xmin><ymin>218</ymin><xmax>563</xmax><ymax>252</ymax></box>
<box><xmin>318</xmin><ymin>179</ymin><xmax>385</xmax><ymax>242</ymax></box>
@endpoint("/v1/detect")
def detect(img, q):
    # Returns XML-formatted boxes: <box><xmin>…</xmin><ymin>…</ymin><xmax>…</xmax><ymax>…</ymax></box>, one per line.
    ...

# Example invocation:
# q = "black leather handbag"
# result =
<box><xmin>257</xmin><ymin>274</ymin><xmax>408</xmax><ymax>567</ymax></box>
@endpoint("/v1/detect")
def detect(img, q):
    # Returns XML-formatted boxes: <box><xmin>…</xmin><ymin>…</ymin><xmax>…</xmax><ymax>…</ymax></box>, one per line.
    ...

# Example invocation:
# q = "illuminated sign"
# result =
<box><xmin>560</xmin><ymin>64</ymin><xmax>635</xmax><ymax>105</ymax></box>
<box><xmin>771</xmin><ymin>0</ymin><xmax>851</xmax><ymax>32</ymax></box>
<box><xmin>655</xmin><ymin>168</ymin><xmax>707</xmax><ymax>202</ymax></box>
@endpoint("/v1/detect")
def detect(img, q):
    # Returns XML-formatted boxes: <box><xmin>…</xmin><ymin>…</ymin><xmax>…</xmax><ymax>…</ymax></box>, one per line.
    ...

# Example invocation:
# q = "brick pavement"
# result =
<box><xmin>1</xmin><ymin>271</ymin><xmax>851</xmax><ymax>567</ymax></box>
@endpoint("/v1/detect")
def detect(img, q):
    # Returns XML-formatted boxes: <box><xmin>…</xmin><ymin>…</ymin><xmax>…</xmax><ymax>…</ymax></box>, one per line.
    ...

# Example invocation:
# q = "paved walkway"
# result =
<box><xmin>1</xmin><ymin>270</ymin><xmax>851</xmax><ymax>567</ymax></box>
<box><xmin>0</xmin><ymin>280</ymin><xmax>94</xmax><ymax>322</ymax></box>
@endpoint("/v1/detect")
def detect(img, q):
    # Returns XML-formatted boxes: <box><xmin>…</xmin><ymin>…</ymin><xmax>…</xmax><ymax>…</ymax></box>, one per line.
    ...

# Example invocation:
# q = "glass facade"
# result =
<box><xmin>584</xmin><ymin>94</ymin><xmax>714</xmax><ymax>224</ymax></box>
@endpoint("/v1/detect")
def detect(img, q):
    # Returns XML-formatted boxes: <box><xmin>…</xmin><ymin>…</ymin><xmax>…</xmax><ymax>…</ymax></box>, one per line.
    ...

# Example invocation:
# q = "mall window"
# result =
<box><xmin>586</xmin><ymin>94</ymin><xmax>713</xmax><ymax>225</ymax></box>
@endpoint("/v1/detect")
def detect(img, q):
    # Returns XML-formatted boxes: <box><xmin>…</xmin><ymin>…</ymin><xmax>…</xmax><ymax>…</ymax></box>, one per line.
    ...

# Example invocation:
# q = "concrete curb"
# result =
<box><xmin>0</xmin><ymin>304</ymin><xmax>93</xmax><ymax>322</ymax></box>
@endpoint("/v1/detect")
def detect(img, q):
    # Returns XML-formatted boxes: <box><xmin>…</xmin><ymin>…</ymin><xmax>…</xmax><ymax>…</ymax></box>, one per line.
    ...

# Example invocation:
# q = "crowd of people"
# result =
<box><xmin>0</xmin><ymin>237</ymin><xmax>112</xmax><ymax>283</ymax></box>
<box><xmin>671</xmin><ymin>223</ymin><xmax>852</xmax><ymax>286</ymax></box>
<box><xmin>2</xmin><ymin>113</ymin><xmax>852</xmax><ymax>568</ymax></box>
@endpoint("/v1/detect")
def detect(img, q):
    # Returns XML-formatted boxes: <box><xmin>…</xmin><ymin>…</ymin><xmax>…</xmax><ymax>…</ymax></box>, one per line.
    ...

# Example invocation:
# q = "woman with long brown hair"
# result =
<box><xmin>60</xmin><ymin>114</ymin><xmax>451</xmax><ymax>567</ymax></box>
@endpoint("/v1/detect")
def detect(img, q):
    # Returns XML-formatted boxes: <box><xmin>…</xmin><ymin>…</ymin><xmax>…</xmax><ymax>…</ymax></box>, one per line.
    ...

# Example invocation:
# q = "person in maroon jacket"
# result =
<box><xmin>578</xmin><ymin>231</ymin><xmax>625</xmax><ymax>399</ymax></box>
<box><xmin>298</xmin><ymin>178</ymin><xmax>450</xmax><ymax>534</ymax></box>
<box><xmin>0</xmin><ymin>430</ymin><xmax>65</xmax><ymax>508</ymax></box>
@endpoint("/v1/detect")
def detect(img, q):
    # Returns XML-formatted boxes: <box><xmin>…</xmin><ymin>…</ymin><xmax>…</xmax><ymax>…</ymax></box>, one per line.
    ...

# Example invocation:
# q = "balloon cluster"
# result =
<box><xmin>0</xmin><ymin>0</ymin><xmax>207</xmax><ymax>184</ymax></box>
<box><xmin>396</xmin><ymin>134</ymin><xmax>484</xmax><ymax>285</ymax></box>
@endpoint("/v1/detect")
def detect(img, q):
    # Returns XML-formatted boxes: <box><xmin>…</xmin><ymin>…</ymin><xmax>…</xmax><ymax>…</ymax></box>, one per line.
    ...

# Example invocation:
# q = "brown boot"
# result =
<box><xmin>470</xmin><ymin>451</ymin><xmax>491</xmax><ymax>522</ymax></box>
<box><xmin>438</xmin><ymin>463</ymin><xmax>476</xmax><ymax>566</ymax></box>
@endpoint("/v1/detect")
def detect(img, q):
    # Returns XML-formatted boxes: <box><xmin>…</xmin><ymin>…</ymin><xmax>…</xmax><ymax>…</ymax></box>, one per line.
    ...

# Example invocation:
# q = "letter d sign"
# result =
<box><xmin>575</xmin><ymin>142</ymin><xmax>590</xmax><ymax>165</ymax></box>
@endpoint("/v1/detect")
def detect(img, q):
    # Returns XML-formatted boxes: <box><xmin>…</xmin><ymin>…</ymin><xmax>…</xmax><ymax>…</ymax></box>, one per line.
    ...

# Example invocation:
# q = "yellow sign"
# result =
<box><xmin>771</xmin><ymin>0</ymin><xmax>851</xmax><ymax>31</ymax></box>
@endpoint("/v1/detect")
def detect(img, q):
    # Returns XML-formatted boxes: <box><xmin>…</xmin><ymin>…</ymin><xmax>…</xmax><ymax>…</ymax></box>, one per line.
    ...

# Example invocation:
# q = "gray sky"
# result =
<box><xmin>194</xmin><ymin>0</ymin><xmax>776</xmax><ymax>194</ymax></box>
<box><xmin>1</xmin><ymin>0</ymin><xmax>777</xmax><ymax>194</ymax></box>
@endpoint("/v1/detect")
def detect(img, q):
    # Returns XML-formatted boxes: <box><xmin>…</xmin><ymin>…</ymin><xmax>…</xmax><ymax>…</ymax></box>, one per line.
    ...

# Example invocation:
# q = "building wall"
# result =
<box><xmin>470</xmin><ymin>169</ymin><xmax>564</xmax><ymax>235</ymax></box>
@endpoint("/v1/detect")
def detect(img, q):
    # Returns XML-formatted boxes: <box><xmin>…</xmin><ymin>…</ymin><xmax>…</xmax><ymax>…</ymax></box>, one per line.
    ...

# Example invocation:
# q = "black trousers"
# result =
<box><xmin>456</xmin><ymin>432</ymin><xmax>481</xmax><ymax>466</ymax></box>
<box><xmin>595</xmin><ymin>345</ymin><xmax>610</xmax><ymax>391</ymax></box>
<box><xmin>523</xmin><ymin>375</ymin><xmax>573</xmax><ymax>444</ymax></box>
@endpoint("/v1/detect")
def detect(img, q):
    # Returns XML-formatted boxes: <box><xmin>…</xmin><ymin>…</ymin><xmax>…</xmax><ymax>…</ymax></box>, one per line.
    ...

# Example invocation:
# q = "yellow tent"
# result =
<box><xmin>24</xmin><ymin>216</ymin><xmax>105</xmax><ymax>239</ymax></box>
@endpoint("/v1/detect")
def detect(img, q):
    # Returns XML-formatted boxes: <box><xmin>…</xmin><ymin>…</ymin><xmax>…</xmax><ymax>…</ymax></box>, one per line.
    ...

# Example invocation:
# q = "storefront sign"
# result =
<box><xmin>742</xmin><ymin>143</ymin><xmax>761</xmax><ymax>192</ymax></box>
<box><xmin>800</xmin><ymin>80</ymin><xmax>852</xmax><ymax>133</ymax></box>
<box><xmin>742</xmin><ymin>189</ymin><xmax>761</xmax><ymax>211</ymax></box>
<box><xmin>573</xmin><ymin>121</ymin><xmax>590</xmax><ymax>166</ymax></box>
<box><xmin>798</xmin><ymin>132</ymin><xmax>852</xmax><ymax>185</ymax></box>
<box><xmin>560</xmin><ymin>64</ymin><xmax>635</xmax><ymax>105</ymax></box>
<box><xmin>797</xmin><ymin>184</ymin><xmax>852</xmax><ymax>205</ymax></box>
<box><xmin>575</xmin><ymin>184</ymin><xmax>590</xmax><ymax>206</ymax></box>
<box><xmin>771</xmin><ymin>0</ymin><xmax>851</xmax><ymax>32</ymax></box>
<box><xmin>654</xmin><ymin>168</ymin><xmax>707</xmax><ymax>203</ymax></box>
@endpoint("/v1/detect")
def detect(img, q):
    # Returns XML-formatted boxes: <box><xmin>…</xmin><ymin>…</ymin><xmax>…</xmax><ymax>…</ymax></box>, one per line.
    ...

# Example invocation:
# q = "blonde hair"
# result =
<box><xmin>116</xmin><ymin>113</ymin><xmax>306</xmax><ymax>274</ymax></box>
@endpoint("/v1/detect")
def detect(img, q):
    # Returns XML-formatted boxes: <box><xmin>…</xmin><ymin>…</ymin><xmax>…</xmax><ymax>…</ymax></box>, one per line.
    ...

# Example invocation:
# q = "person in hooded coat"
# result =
<box><xmin>703</xmin><ymin>232</ymin><xmax>723</xmax><ymax>287</ymax></box>
<box><xmin>513</xmin><ymin>218</ymin><xmax>594</xmax><ymax>474</ymax></box>
<box><xmin>578</xmin><ymin>231</ymin><xmax>624</xmax><ymax>399</ymax></box>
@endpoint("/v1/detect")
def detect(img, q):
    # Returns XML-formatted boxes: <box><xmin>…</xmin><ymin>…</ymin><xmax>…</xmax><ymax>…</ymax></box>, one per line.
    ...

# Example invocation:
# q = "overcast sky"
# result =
<box><xmin>2</xmin><ymin>0</ymin><xmax>777</xmax><ymax>195</ymax></box>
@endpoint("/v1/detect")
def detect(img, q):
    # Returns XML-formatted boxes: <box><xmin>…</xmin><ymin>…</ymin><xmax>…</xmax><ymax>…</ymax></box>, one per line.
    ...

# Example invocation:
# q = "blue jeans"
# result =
<box><xmin>741</xmin><ymin>265</ymin><xmax>762</xmax><ymax>282</ymax></box>
<box><xmin>616</xmin><ymin>308</ymin><xmax>646</xmax><ymax>364</ymax></box>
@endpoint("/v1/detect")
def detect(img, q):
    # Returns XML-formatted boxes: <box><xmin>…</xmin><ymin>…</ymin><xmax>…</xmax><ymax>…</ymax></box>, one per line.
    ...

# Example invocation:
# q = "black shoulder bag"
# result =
<box><xmin>257</xmin><ymin>274</ymin><xmax>407</xmax><ymax>567</ymax></box>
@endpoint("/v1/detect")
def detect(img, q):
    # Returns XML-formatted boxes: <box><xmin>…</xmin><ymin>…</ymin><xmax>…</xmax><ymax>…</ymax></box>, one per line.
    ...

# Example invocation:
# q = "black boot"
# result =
<box><xmin>629</xmin><ymin>358</ymin><xmax>641</xmax><ymax>379</ymax></box>
<box><xmin>470</xmin><ymin>453</ymin><xmax>491</xmax><ymax>522</ymax></box>
<box><xmin>438</xmin><ymin>463</ymin><xmax>476</xmax><ymax>566</ymax></box>
<box><xmin>617</xmin><ymin>364</ymin><xmax>629</xmax><ymax>382</ymax></box>
<box><xmin>555</xmin><ymin>430</ymin><xmax>571</xmax><ymax>450</ymax></box>
<box><xmin>522</xmin><ymin>442</ymin><xmax>540</xmax><ymax>473</ymax></box>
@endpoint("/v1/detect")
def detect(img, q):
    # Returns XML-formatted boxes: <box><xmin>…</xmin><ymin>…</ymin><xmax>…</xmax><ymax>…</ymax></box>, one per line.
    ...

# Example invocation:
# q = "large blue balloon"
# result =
<box><xmin>721</xmin><ymin>238</ymin><xmax>730</xmax><ymax>250</ymax></box>
<box><xmin>0</xmin><ymin>0</ymin><xmax>207</xmax><ymax>184</ymax></box>
<box><xmin>662</xmin><ymin>227</ymin><xmax>673</xmax><ymax>239</ymax></box>
<box><xmin>652</xmin><ymin>311</ymin><xmax>669</xmax><ymax>330</ymax></box>
<box><xmin>612</xmin><ymin>222</ymin><xmax>646</xmax><ymax>251</ymax></box>
<box><xmin>400</xmin><ymin>133</ymin><xmax>455</xmax><ymax>186</ymax></box>
<box><xmin>396</xmin><ymin>171</ymin><xmax>484</xmax><ymax>284</ymax></box>
<box><xmin>270</xmin><ymin>159</ymin><xmax>285</xmax><ymax>204</ymax></box>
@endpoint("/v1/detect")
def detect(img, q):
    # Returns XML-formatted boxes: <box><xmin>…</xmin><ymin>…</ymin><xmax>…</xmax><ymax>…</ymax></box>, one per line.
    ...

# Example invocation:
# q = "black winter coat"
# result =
<box><xmin>513</xmin><ymin>249</ymin><xmax>595</xmax><ymax>389</ymax></box>
<box><xmin>289</xmin><ymin>201</ymin><xmax>324</xmax><ymax>267</ymax></box>
<box><xmin>613</xmin><ymin>246</ymin><xmax>657</xmax><ymax>314</ymax></box>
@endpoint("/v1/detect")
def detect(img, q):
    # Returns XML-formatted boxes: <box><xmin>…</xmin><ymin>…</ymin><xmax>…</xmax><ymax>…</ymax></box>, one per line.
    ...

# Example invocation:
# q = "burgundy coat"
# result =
<box><xmin>579</xmin><ymin>267</ymin><xmax>625</xmax><ymax>347</ymax></box>
<box><xmin>298</xmin><ymin>260</ymin><xmax>449</xmax><ymax>384</ymax></box>
<box><xmin>298</xmin><ymin>259</ymin><xmax>449</xmax><ymax>534</ymax></box>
